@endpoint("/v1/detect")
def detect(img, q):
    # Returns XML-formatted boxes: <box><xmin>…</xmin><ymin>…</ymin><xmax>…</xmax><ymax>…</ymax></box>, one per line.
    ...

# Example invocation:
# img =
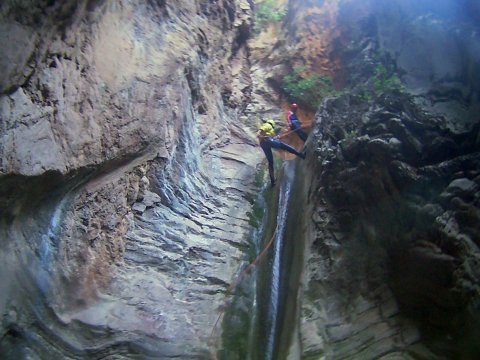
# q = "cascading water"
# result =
<box><xmin>264</xmin><ymin>162</ymin><xmax>295</xmax><ymax>360</ymax></box>
<box><xmin>234</xmin><ymin>160</ymin><xmax>298</xmax><ymax>360</ymax></box>
<box><xmin>38</xmin><ymin>194</ymin><xmax>71</xmax><ymax>294</ymax></box>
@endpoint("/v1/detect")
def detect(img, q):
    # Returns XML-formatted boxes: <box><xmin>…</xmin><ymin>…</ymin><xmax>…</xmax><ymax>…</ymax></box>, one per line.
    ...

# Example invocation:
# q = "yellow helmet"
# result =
<box><xmin>266</xmin><ymin>119</ymin><xmax>276</xmax><ymax>128</ymax></box>
<box><xmin>259</xmin><ymin>121</ymin><xmax>276</xmax><ymax>136</ymax></box>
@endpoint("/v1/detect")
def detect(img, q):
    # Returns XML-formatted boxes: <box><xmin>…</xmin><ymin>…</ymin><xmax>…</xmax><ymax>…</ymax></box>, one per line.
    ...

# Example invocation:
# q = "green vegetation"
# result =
<box><xmin>345</xmin><ymin>128</ymin><xmax>358</xmax><ymax>139</ymax></box>
<box><xmin>282</xmin><ymin>65</ymin><xmax>340</xmax><ymax>110</ymax></box>
<box><xmin>254</xmin><ymin>0</ymin><xmax>286</xmax><ymax>33</ymax></box>
<box><xmin>356</xmin><ymin>50</ymin><xmax>403</xmax><ymax>101</ymax></box>
<box><xmin>245</xmin><ymin>166</ymin><xmax>266</xmax><ymax>229</ymax></box>
<box><xmin>280</xmin><ymin>54</ymin><xmax>402</xmax><ymax>109</ymax></box>
<box><xmin>373</xmin><ymin>63</ymin><xmax>402</xmax><ymax>94</ymax></box>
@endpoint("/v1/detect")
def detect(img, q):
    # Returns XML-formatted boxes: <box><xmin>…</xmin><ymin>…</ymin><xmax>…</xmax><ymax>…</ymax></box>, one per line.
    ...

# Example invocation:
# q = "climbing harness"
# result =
<box><xmin>208</xmin><ymin>225</ymin><xmax>279</xmax><ymax>360</ymax></box>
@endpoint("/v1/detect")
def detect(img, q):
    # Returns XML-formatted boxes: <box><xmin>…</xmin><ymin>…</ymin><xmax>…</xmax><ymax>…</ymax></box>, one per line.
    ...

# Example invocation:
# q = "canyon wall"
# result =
<box><xmin>0</xmin><ymin>0</ymin><xmax>263</xmax><ymax>358</ymax></box>
<box><xmin>289</xmin><ymin>0</ymin><xmax>480</xmax><ymax>359</ymax></box>
<box><xmin>2</xmin><ymin>0</ymin><xmax>480</xmax><ymax>359</ymax></box>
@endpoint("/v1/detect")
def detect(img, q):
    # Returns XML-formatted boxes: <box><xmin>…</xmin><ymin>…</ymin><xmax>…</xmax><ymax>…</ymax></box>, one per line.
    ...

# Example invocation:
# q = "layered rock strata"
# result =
<box><xmin>1</xmin><ymin>0</ymin><xmax>263</xmax><ymax>358</ymax></box>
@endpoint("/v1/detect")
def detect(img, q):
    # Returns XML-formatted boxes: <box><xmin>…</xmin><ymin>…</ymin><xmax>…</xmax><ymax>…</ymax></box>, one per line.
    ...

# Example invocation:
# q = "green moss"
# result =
<box><xmin>303</xmin><ymin>352</ymin><xmax>326</xmax><ymax>360</ymax></box>
<box><xmin>373</xmin><ymin>63</ymin><xmax>401</xmax><ymax>94</ymax></box>
<box><xmin>254</xmin><ymin>0</ymin><xmax>286</xmax><ymax>34</ymax></box>
<box><xmin>247</xmin><ymin>202</ymin><xmax>264</xmax><ymax>228</ymax></box>
<box><xmin>345</xmin><ymin>128</ymin><xmax>358</xmax><ymax>139</ymax></box>
<box><xmin>355</xmin><ymin>50</ymin><xmax>403</xmax><ymax>101</ymax></box>
<box><xmin>220</xmin><ymin>296</ymin><xmax>254</xmax><ymax>360</ymax></box>
<box><xmin>220</xmin><ymin>165</ymin><xmax>269</xmax><ymax>359</ymax></box>
<box><xmin>282</xmin><ymin>65</ymin><xmax>340</xmax><ymax>110</ymax></box>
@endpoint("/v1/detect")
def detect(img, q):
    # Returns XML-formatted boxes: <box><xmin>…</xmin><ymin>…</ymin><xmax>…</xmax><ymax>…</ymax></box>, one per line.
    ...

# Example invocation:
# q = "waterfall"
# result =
<box><xmin>237</xmin><ymin>160</ymin><xmax>298</xmax><ymax>360</ymax></box>
<box><xmin>37</xmin><ymin>194</ymin><xmax>72</xmax><ymax>295</ymax></box>
<box><xmin>265</xmin><ymin>162</ymin><xmax>295</xmax><ymax>360</ymax></box>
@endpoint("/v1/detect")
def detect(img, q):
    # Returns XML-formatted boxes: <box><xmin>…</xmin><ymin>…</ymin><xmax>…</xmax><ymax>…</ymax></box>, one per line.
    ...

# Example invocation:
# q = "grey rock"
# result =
<box><xmin>0</xmin><ymin>0</ymin><xmax>260</xmax><ymax>358</ymax></box>
<box><xmin>339</xmin><ymin>135</ymin><xmax>370</xmax><ymax>162</ymax></box>
<box><xmin>132</xmin><ymin>202</ymin><xmax>147</xmax><ymax>214</ymax></box>
<box><xmin>299</xmin><ymin>87</ymin><xmax>479</xmax><ymax>359</ymax></box>
<box><xmin>447</xmin><ymin>178</ymin><xmax>478</xmax><ymax>196</ymax></box>
<box><xmin>367</xmin><ymin>137</ymin><xmax>402</xmax><ymax>161</ymax></box>
<box><xmin>141</xmin><ymin>190</ymin><xmax>162</xmax><ymax>208</ymax></box>
<box><xmin>0</xmin><ymin>22</ymin><xmax>38</xmax><ymax>94</ymax></box>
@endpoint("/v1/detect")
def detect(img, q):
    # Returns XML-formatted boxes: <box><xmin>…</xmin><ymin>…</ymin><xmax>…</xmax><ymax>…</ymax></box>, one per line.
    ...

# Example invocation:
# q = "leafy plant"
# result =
<box><xmin>373</xmin><ymin>63</ymin><xmax>401</xmax><ymax>94</ymax></box>
<box><xmin>355</xmin><ymin>50</ymin><xmax>403</xmax><ymax>101</ymax></box>
<box><xmin>254</xmin><ymin>0</ymin><xmax>286</xmax><ymax>33</ymax></box>
<box><xmin>282</xmin><ymin>65</ymin><xmax>340</xmax><ymax>109</ymax></box>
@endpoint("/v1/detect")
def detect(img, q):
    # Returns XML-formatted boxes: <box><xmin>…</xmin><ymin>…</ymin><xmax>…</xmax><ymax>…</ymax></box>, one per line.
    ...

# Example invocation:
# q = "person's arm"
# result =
<box><xmin>257</xmin><ymin>129</ymin><xmax>266</xmax><ymax>141</ymax></box>
<box><xmin>286</xmin><ymin>111</ymin><xmax>292</xmax><ymax>126</ymax></box>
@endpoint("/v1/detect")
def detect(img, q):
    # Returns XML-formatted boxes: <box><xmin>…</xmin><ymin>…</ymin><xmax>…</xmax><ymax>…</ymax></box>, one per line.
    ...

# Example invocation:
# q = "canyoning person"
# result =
<box><xmin>287</xmin><ymin>103</ymin><xmax>308</xmax><ymax>142</ymax></box>
<box><xmin>257</xmin><ymin>119</ymin><xmax>306</xmax><ymax>187</ymax></box>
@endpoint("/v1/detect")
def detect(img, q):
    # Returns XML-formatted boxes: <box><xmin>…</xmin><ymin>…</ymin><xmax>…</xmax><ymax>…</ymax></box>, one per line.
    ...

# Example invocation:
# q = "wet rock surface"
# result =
<box><xmin>0</xmin><ymin>0</ymin><xmax>263</xmax><ymax>358</ymax></box>
<box><xmin>2</xmin><ymin>0</ymin><xmax>480</xmax><ymax>359</ymax></box>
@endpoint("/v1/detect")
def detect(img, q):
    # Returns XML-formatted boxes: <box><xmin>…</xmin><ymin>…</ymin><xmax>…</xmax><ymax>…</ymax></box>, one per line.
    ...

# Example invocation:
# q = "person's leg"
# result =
<box><xmin>297</xmin><ymin>128</ymin><xmax>308</xmax><ymax>142</ymax></box>
<box><xmin>291</xmin><ymin>120</ymin><xmax>308</xmax><ymax>142</ymax></box>
<box><xmin>260</xmin><ymin>141</ymin><xmax>276</xmax><ymax>186</ymax></box>
<box><xmin>269</xmin><ymin>138</ymin><xmax>306</xmax><ymax>159</ymax></box>
<box><xmin>268</xmin><ymin>162</ymin><xmax>275</xmax><ymax>187</ymax></box>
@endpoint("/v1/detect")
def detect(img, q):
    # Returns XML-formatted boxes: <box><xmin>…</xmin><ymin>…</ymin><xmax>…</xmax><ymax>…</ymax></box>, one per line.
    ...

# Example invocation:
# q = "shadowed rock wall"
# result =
<box><xmin>298</xmin><ymin>92</ymin><xmax>480</xmax><ymax>359</ymax></box>
<box><xmin>288</xmin><ymin>0</ymin><xmax>480</xmax><ymax>359</ymax></box>
<box><xmin>342</xmin><ymin>0</ymin><xmax>480</xmax><ymax>129</ymax></box>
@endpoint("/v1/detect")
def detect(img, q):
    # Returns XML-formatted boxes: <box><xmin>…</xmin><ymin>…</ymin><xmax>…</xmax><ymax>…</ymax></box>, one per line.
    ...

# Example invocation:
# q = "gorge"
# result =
<box><xmin>1</xmin><ymin>0</ymin><xmax>479</xmax><ymax>359</ymax></box>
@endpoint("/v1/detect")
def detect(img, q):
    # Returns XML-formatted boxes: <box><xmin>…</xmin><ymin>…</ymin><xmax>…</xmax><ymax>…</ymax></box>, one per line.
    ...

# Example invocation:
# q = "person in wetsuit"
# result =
<box><xmin>286</xmin><ymin>103</ymin><xmax>308</xmax><ymax>142</ymax></box>
<box><xmin>257</xmin><ymin>119</ymin><xmax>306</xmax><ymax>187</ymax></box>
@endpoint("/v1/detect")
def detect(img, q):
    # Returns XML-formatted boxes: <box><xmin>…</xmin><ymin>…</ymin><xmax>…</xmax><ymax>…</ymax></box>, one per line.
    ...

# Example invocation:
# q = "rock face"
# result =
<box><xmin>289</xmin><ymin>0</ymin><xmax>480</xmax><ymax>359</ymax></box>
<box><xmin>373</xmin><ymin>0</ymin><xmax>480</xmax><ymax>127</ymax></box>
<box><xmin>297</xmin><ymin>92</ymin><xmax>480</xmax><ymax>359</ymax></box>
<box><xmin>2</xmin><ymin>0</ymin><xmax>480</xmax><ymax>359</ymax></box>
<box><xmin>247</xmin><ymin>0</ymin><xmax>342</xmax><ymax>113</ymax></box>
<box><xmin>0</xmin><ymin>0</ymin><xmax>263</xmax><ymax>358</ymax></box>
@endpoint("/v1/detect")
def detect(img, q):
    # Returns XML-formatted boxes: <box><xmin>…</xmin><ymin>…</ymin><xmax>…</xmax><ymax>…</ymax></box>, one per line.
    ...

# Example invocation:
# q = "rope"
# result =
<box><xmin>257</xmin><ymin>124</ymin><xmax>309</xmax><ymax>141</ymax></box>
<box><xmin>208</xmin><ymin>225</ymin><xmax>279</xmax><ymax>360</ymax></box>
<box><xmin>207</xmin><ymin>121</ymin><xmax>308</xmax><ymax>358</ymax></box>
<box><xmin>277</xmin><ymin>124</ymin><xmax>309</xmax><ymax>139</ymax></box>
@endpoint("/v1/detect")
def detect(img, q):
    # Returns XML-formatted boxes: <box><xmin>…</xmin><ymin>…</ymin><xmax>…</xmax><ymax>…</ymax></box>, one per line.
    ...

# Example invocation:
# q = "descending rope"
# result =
<box><xmin>276</xmin><ymin>124</ymin><xmax>309</xmax><ymax>139</ymax></box>
<box><xmin>207</xmin><ymin>123</ymin><xmax>309</xmax><ymax>359</ymax></box>
<box><xmin>208</xmin><ymin>225</ymin><xmax>279</xmax><ymax>360</ymax></box>
<box><xmin>257</xmin><ymin>124</ymin><xmax>309</xmax><ymax>142</ymax></box>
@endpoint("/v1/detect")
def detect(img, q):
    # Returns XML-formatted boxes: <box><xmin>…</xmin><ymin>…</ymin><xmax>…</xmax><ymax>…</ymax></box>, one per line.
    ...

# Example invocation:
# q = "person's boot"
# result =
<box><xmin>268</xmin><ymin>166</ymin><xmax>276</xmax><ymax>187</ymax></box>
